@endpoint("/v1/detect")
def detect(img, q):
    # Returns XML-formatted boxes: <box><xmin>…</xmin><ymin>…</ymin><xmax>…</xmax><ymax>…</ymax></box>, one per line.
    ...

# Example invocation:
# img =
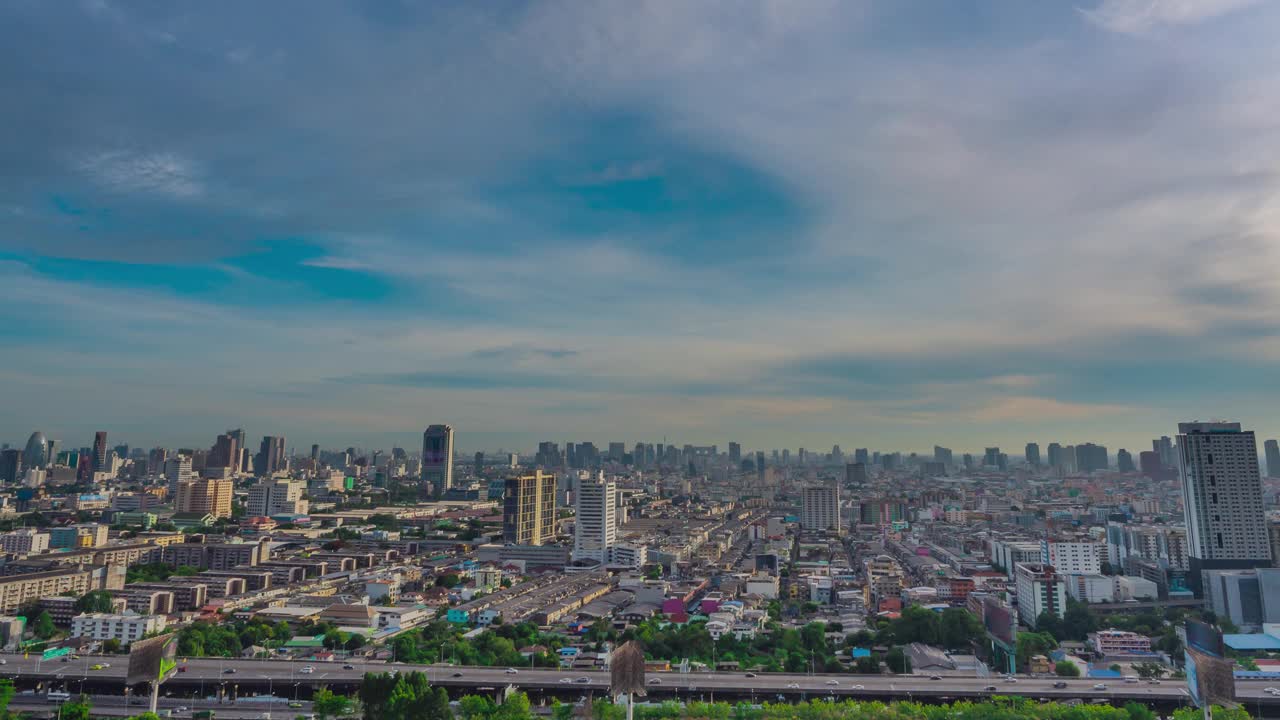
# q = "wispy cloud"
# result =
<box><xmin>1080</xmin><ymin>0</ymin><xmax>1261</xmax><ymax>33</ymax></box>
<box><xmin>77</xmin><ymin>150</ymin><xmax>203</xmax><ymax>198</ymax></box>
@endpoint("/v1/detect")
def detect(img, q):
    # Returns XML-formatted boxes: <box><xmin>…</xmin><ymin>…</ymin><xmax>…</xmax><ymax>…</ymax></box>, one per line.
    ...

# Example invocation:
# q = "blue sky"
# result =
<box><xmin>4</xmin><ymin>0</ymin><xmax>1280</xmax><ymax>454</ymax></box>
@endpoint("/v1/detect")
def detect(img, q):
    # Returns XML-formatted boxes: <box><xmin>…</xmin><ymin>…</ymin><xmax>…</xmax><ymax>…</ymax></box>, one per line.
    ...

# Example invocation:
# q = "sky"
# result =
<box><xmin>4</xmin><ymin>0</ymin><xmax>1280</xmax><ymax>454</ymax></box>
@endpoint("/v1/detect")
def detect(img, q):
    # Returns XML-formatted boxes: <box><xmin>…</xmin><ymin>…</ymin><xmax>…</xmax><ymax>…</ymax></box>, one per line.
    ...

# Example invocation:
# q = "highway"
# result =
<box><xmin>6</xmin><ymin>653</ymin><xmax>1278</xmax><ymax>709</ymax></box>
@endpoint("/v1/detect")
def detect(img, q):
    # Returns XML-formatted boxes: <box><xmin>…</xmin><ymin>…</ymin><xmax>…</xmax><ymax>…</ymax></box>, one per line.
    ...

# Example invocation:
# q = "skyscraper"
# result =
<box><xmin>1154</xmin><ymin>436</ymin><xmax>1175</xmax><ymax>468</ymax></box>
<box><xmin>1047</xmin><ymin>443</ymin><xmax>1063</xmax><ymax>469</ymax></box>
<box><xmin>1177</xmin><ymin>422</ymin><xmax>1272</xmax><ymax>596</ymax></box>
<box><xmin>983</xmin><ymin>447</ymin><xmax>1000</xmax><ymax>468</ymax></box>
<box><xmin>421</xmin><ymin>425</ymin><xmax>454</xmax><ymax>496</ymax></box>
<box><xmin>473</xmin><ymin>451</ymin><xmax>484</xmax><ymax>476</ymax></box>
<box><xmin>854</xmin><ymin>448</ymin><xmax>869</xmax><ymax>465</ymax></box>
<box><xmin>1075</xmin><ymin>443</ymin><xmax>1109</xmax><ymax>474</ymax></box>
<box><xmin>255</xmin><ymin>436</ymin><xmax>287</xmax><ymax>476</ymax></box>
<box><xmin>176</xmin><ymin>477</ymin><xmax>234</xmax><ymax>519</ymax></box>
<box><xmin>845</xmin><ymin>462</ymin><xmax>867</xmax><ymax>486</ymax></box>
<box><xmin>728</xmin><ymin>442</ymin><xmax>741</xmax><ymax>466</ymax></box>
<box><xmin>1024</xmin><ymin>443</ymin><xmax>1040</xmax><ymax>468</ymax></box>
<box><xmin>209</xmin><ymin>433</ymin><xmax>239</xmax><ymax>471</ymax></box>
<box><xmin>0</xmin><ymin>449</ymin><xmax>20</xmax><ymax>484</ymax></box>
<box><xmin>1117</xmin><ymin>448</ymin><xmax>1135</xmax><ymax>473</ymax></box>
<box><xmin>933</xmin><ymin>446</ymin><xmax>953</xmax><ymax>467</ymax></box>
<box><xmin>22</xmin><ymin>432</ymin><xmax>48</xmax><ymax>470</ymax></box>
<box><xmin>573</xmin><ymin>474</ymin><xmax>616</xmax><ymax>563</ymax></box>
<box><xmin>311</xmin><ymin>444</ymin><xmax>320</xmax><ymax>461</ymax></box>
<box><xmin>91</xmin><ymin>431</ymin><xmax>108</xmax><ymax>474</ymax></box>
<box><xmin>164</xmin><ymin>454</ymin><xmax>194</xmax><ymax>496</ymax></box>
<box><xmin>503</xmin><ymin>471</ymin><xmax>557</xmax><ymax>545</ymax></box>
<box><xmin>755</xmin><ymin>451</ymin><xmax>766</xmax><ymax>479</ymax></box>
<box><xmin>607</xmin><ymin>442</ymin><xmax>625</xmax><ymax>463</ymax></box>
<box><xmin>1265</xmin><ymin>439</ymin><xmax>1280</xmax><ymax>479</ymax></box>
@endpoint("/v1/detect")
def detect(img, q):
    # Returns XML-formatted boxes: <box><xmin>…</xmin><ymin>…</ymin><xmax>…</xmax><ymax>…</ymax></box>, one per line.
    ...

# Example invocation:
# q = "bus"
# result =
<box><xmin>46</xmin><ymin>692</ymin><xmax>71</xmax><ymax>702</ymax></box>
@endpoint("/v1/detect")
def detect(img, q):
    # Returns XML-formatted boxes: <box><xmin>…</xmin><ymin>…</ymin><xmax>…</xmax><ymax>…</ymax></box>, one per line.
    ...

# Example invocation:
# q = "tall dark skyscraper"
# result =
<box><xmin>983</xmin><ymin>447</ymin><xmax>1000</xmax><ymax>467</ymax></box>
<box><xmin>255</xmin><ymin>436</ymin><xmax>286</xmax><ymax>476</ymax></box>
<box><xmin>1024</xmin><ymin>442</ymin><xmax>1040</xmax><ymax>467</ymax></box>
<box><xmin>421</xmin><ymin>424</ymin><xmax>454</xmax><ymax>496</ymax></box>
<box><xmin>311</xmin><ymin>444</ymin><xmax>320</xmax><ymax>461</ymax></box>
<box><xmin>1075</xmin><ymin>443</ymin><xmax>1109</xmax><ymax>474</ymax></box>
<box><xmin>728</xmin><ymin>442</ymin><xmax>741</xmax><ymax>466</ymax></box>
<box><xmin>0</xmin><ymin>449</ymin><xmax>20</xmax><ymax>484</ymax></box>
<box><xmin>845</xmin><ymin>462</ymin><xmax>867</xmax><ymax>486</ymax></box>
<box><xmin>210</xmin><ymin>433</ymin><xmax>240</xmax><ymax>470</ymax></box>
<box><xmin>1116</xmin><ymin>448</ymin><xmax>1135</xmax><ymax>473</ymax></box>
<box><xmin>91</xmin><ymin>431</ymin><xmax>108</xmax><ymax>474</ymax></box>
<box><xmin>933</xmin><ymin>445</ymin><xmax>953</xmax><ymax>466</ymax></box>
<box><xmin>473</xmin><ymin>451</ymin><xmax>484</xmax><ymax>476</ymax></box>
<box><xmin>1265</xmin><ymin>439</ymin><xmax>1280</xmax><ymax>479</ymax></box>
<box><xmin>854</xmin><ymin>448</ymin><xmax>869</xmax><ymax>465</ymax></box>
<box><xmin>755</xmin><ymin>451</ymin><xmax>766</xmax><ymax>479</ymax></box>
<box><xmin>1177</xmin><ymin>422</ymin><xmax>1272</xmax><ymax>596</ymax></box>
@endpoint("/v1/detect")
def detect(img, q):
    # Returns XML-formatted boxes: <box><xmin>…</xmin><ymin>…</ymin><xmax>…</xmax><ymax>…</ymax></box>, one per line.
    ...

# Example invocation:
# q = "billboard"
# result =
<box><xmin>982</xmin><ymin>595</ymin><xmax>1017</xmax><ymax>647</ymax></box>
<box><xmin>1184</xmin><ymin>621</ymin><xmax>1234</xmax><ymax>708</ymax></box>
<box><xmin>126</xmin><ymin>633</ymin><xmax>178</xmax><ymax>685</ymax></box>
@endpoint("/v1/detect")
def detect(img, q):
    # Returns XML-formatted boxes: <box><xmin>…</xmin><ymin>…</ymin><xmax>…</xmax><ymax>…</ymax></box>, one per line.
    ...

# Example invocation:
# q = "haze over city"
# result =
<box><xmin>5</xmin><ymin>1</ymin><xmax>1280</xmax><ymax>451</ymax></box>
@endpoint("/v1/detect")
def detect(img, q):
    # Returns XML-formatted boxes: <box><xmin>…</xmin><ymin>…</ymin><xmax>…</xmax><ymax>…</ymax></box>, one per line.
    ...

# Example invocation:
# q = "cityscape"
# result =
<box><xmin>6</xmin><ymin>1</ymin><xmax>1280</xmax><ymax>719</ymax></box>
<box><xmin>0</xmin><ymin>422</ymin><xmax>1275</xmax><ymax>717</ymax></box>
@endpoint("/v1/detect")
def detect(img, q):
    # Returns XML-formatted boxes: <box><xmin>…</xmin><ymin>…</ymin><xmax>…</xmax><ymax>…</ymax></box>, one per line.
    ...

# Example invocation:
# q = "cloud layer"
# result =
<box><xmin>2</xmin><ymin>0</ymin><xmax>1279</xmax><ymax>452</ymax></box>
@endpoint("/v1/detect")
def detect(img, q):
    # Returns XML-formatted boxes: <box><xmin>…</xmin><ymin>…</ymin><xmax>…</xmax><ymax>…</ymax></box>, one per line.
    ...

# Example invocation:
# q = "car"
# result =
<box><xmin>61</xmin><ymin>657</ymin><xmax>71</xmax><ymax>663</ymax></box>
<box><xmin>1267</xmin><ymin>687</ymin><xmax>1279</xmax><ymax>693</ymax></box>
<box><xmin>575</xmin><ymin>677</ymin><xmax>591</xmax><ymax>684</ymax></box>
<box><xmin>505</xmin><ymin>668</ymin><xmax>518</xmax><ymax>674</ymax></box>
<box><xmin>745</xmin><ymin>673</ymin><xmax>756</xmax><ymax>678</ymax></box>
<box><xmin>176</xmin><ymin>707</ymin><xmax>188</xmax><ymax>713</ymax></box>
<box><xmin>825</xmin><ymin>680</ymin><xmax>839</xmax><ymax>686</ymax></box>
<box><xmin>850</xmin><ymin>685</ymin><xmax>864</xmax><ymax>690</ymax></box>
<box><xmin>343</xmin><ymin>664</ymin><xmax>355</xmax><ymax>670</ymax></box>
<box><xmin>299</xmin><ymin>666</ymin><xmax>315</xmax><ymax>674</ymax></box>
<box><xmin>0</xmin><ymin>659</ymin><xmax>7</xmax><ymax>665</ymax></box>
<box><xmin>224</xmin><ymin>668</ymin><xmax>237</xmax><ymax>674</ymax></box>
<box><xmin>648</xmin><ymin>678</ymin><xmax>661</xmax><ymax>685</ymax></box>
<box><xmin>1124</xmin><ymin>677</ymin><xmax>1139</xmax><ymax>684</ymax></box>
<box><xmin>1147</xmin><ymin>679</ymin><xmax>1161</xmax><ymax>685</ymax></box>
<box><xmin>1004</xmin><ymin>677</ymin><xmax>1017</xmax><ymax>683</ymax></box>
<box><xmin>983</xmin><ymin>686</ymin><xmax>998</xmax><ymax>692</ymax></box>
<box><xmin>559</xmin><ymin>678</ymin><xmax>572</xmax><ymax>684</ymax></box>
<box><xmin>452</xmin><ymin>672</ymin><xmax>463</xmax><ymax>678</ymax></box>
<box><xmin>288</xmin><ymin>703</ymin><xmax>303</xmax><ymax>709</ymax></box>
<box><xmin>1053</xmin><ymin>682</ymin><xmax>1068</xmax><ymax>689</ymax></box>
<box><xmin>89</xmin><ymin>664</ymin><xmax>103</xmax><ymax>671</ymax></box>
<box><xmin>1093</xmin><ymin>683</ymin><xmax>1107</xmax><ymax>690</ymax></box>
<box><xmin>929</xmin><ymin>675</ymin><xmax>942</xmax><ymax>680</ymax></box>
<box><xmin>787</xmin><ymin>683</ymin><xmax>800</xmax><ymax>689</ymax></box>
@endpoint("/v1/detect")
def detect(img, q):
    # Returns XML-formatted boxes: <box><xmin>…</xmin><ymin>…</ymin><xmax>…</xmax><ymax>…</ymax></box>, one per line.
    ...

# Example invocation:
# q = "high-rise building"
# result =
<box><xmin>1076</xmin><ymin>443</ymin><xmax>1108</xmax><ymax>473</ymax></box>
<box><xmin>247</xmin><ymin>478</ymin><xmax>308</xmax><ymax>517</ymax></box>
<box><xmin>801</xmin><ymin>485</ymin><xmax>841</xmax><ymax>532</ymax></box>
<box><xmin>933</xmin><ymin>446</ymin><xmax>953</xmax><ymax>467</ymax></box>
<box><xmin>164</xmin><ymin>454</ymin><xmax>194</xmax><ymax>496</ymax></box>
<box><xmin>1177</xmin><ymin>422</ymin><xmax>1272</xmax><ymax>597</ymax></box>
<box><xmin>22</xmin><ymin>432</ymin><xmax>48</xmax><ymax>470</ymax></box>
<box><xmin>1024</xmin><ymin>443</ymin><xmax>1040</xmax><ymax>468</ymax></box>
<box><xmin>854</xmin><ymin>448</ymin><xmax>869</xmax><ymax>465</ymax></box>
<box><xmin>1015</xmin><ymin>563</ymin><xmax>1066</xmax><ymax>628</ymax></box>
<box><xmin>831</xmin><ymin>445</ymin><xmax>843</xmax><ymax>464</ymax></box>
<box><xmin>1117</xmin><ymin>449</ymin><xmax>1135</xmax><ymax>473</ymax></box>
<box><xmin>728</xmin><ymin>442</ymin><xmax>741</xmax><ymax>466</ymax></box>
<box><xmin>845</xmin><ymin>463</ymin><xmax>867</xmax><ymax>486</ymax></box>
<box><xmin>755</xmin><ymin>451</ymin><xmax>766</xmax><ymax>479</ymax></box>
<box><xmin>147</xmin><ymin>448</ymin><xmax>167</xmax><ymax>475</ymax></box>
<box><xmin>607</xmin><ymin>443</ymin><xmax>625</xmax><ymax>463</ymax></box>
<box><xmin>91</xmin><ymin>431</ymin><xmax>108</xmax><ymax>474</ymax></box>
<box><xmin>0</xmin><ymin>450</ymin><xmax>21</xmax><ymax>484</ymax></box>
<box><xmin>421</xmin><ymin>425</ymin><xmax>454</xmax><ymax>496</ymax></box>
<box><xmin>473</xmin><ymin>451</ymin><xmax>484</xmax><ymax>476</ymax></box>
<box><xmin>1265</xmin><ymin>439</ymin><xmax>1280</xmax><ymax>479</ymax></box>
<box><xmin>209</xmin><ymin>433</ymin><xmax>240</xmax><ymax>472</ymax></box>
<box><xmin>176</xmin><ymin>478</ymin><xmax>233</xmax><ymax>519</ymax></box>
<box><xmin>311</xmin><ymin>444</ymin><xmax>320</xmax><ymax>462</ymax></box>
<box><xmin>573</xmin><ymin>475</ymin><xmax>616</xmax><ymax>563</ymax></box>
<box><xmin>502</xmin><ymin>471</ymin><xmax>557</xmax><ymax>545</ymax></box>
<box><xmin>1154</xmin><ymin>436</ymin><xmax>1175</xmax><ymax>468</ymax></box>
<box><xmin>1046</xmin><ymin>443</ymin><xmax>1062</xmax><ymax>469</ymax></box>
<box><xmin>983</xmin><ymin>447</ymin><xmax>1000</xmax><ymax>468</ymax></box>
<box><xmin>255</xmin><ymin>436</ymin><xmax>287</xmax><ymax>476</ymax></box>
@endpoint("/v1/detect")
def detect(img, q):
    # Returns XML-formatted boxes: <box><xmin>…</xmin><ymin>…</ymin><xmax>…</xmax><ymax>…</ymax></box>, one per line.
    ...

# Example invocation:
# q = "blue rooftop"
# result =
<box><xmin>1224</xmin><ymin>633</ymin><xmax>1280</xmax><ymax>651</ymax></box>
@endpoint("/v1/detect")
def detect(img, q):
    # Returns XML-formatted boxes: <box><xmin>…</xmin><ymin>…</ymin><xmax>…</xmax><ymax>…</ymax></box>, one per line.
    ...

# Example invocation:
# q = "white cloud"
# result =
<box><xmin>1081</xmin><ymin>0</ymin><xmax>1261</xmax><ymax>33</ymax></box>
<box><xmin>78</xmin><ymin>149</ymin><xmax>203</xmax><ymax>198</ymax></box>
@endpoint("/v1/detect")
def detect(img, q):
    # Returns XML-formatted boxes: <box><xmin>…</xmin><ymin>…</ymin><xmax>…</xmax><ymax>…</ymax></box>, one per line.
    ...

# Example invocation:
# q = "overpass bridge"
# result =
<box><xmin>9</xmin><ymin>654</ymin><xmax>1280</xmax><ymax>718</ymax></box>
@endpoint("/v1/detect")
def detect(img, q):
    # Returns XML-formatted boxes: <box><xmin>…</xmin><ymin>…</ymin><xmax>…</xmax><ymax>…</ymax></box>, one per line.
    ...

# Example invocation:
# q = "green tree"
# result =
<box><xmin>1063</xmin><ymin>600</ymin><xmax>1099</xmax><ymax>641</ymax></box>
<box><xmin>854</xmin><ymin>655</ymin><xmax>880</xmax><ymax>674</ymax></box>
<box><xmin>103</xmin><ymin>638</ymin><xmax>122</xmax><ymax>654</ymax></box>
<box><xmin>1055</xmin><ymin>661</ymin><xmax>1081</xmax><ymax>677</ymax></box>
<box><xmin>0</xmin><ymin>678</ymin><xmax>14</xmax><ymax>716</ymax></box>
<box><xmin>1035</xmin><ymin>612</ymin><xmax>1065</xmax><ymax>642</ymax></box>
<box><xmin>360</xmin><ymin>673</ymin><xmax>398</xmax><ymax>720</ymax></box>
<box><xmin>61</xmin><ymin>697</ymin><xmax>92</xmax><ymax>720</ymax></box>
<box><xmin>1015</xmin><ymin>631</ymin><xmax>1057</xmax><ymax>671</ymax></box>
<box><xmin>313</xmin><ymin>688</ymin><xmax>353</xmax><ymax>720</ymax></box>
<box><xmin>885</xmin><ymin>646</ymin><xmax>911</xmax><ymax>674</ymax></box>
<box><xmin>129</xmin><ymin>713</ymin><xmax>162</xmax><ymax>720</ymax></box>
<box><xmin>938</xmin><ymin>608</ymin><xmax>983</xmax><ymax>651</ymax></box>
<box><xmin>1123</xmin><ymin>702</ymin><xmax>1156</xmax><ymax>720</ymax></box>
<box><xmin>74</xmin><ymin>590</ymin><xmax>116</xmax><ymax>614</ymax></box>
<box><xmin>32</xmin><ymin>610</ymin><xmax>55</xmax><ymax>639</ymax></box>
<box><xmin>892</xmin><ymin>605</ymin><xmax>940</xmax><ymax>645</ymax></box>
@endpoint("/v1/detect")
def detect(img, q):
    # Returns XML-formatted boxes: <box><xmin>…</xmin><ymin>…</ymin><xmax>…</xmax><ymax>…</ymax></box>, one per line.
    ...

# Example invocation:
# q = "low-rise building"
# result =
<box><xmin>1090</xmin><ymin>629</ymin><xmax>1153</xmax><ymax>656</ymax></box>
<box><xmin>71</xmin><ymin>612</ymin><xmax>167</xmax><ymax>643</ymax></box>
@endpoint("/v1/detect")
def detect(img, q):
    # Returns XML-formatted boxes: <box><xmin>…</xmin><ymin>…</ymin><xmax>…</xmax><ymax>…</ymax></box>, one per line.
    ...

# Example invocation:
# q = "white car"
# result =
<box><xmin>850</xmin><ymin>684</ymin><xmax>864</xmax><ymax>690</ymax></box>
<box><xmin>648</xmin><ymin>678</ymin><xmax>661</xmax><ymax>685</ymax></box>
<box><xmin>505</xmin><ymin>668</ymin><xmax>518</xmax><ymax>674</ymax></box>
<box><xmin>787</xmin><ymin>683</ymin><xmax>800</xmax><ymax>689</ymax></box>
<box><xmin>299</xmin><ymin>666</ymin><xmax>315</xmax><ymax>674</ymax></box>
<box><xmin>825</xmin><ymin>680</ymin><xmax>839</xmax><ymax>686</ymax></box>
<box><xmin>1093</xmin><ymin>683</ymin><xmax>1107</xmax><ymax>690</ymax></box>
<box><xmin>559</xmin><ymin>678</ymin><xmax>572</xmax><ymax>684</ymax></box>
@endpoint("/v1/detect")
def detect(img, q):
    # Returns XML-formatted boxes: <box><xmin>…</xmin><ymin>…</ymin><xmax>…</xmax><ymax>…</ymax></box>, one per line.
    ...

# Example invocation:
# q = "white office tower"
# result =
<box><xmin>1177</xmin><ymin>422</ymin><xmax>1273</xmax><ymax>597</ymax></box>
<box><xmin>164</xmin><ymin>454</ymin><xmax>194</xmax><ymax>495</ymax></box>
<box><xmin>801</xmin><ymin>485</ymin><xmax>841</xmax><ymax>532</ymax></box>
<box><xmin>247</xmin><ymin>477</ymin><xmax>310</xmax><ymax>517</ymax></box>
<box><xmin>573</xmin><ymin>474</ymin><xmax>616</xmax><ymax>563</ymax></box>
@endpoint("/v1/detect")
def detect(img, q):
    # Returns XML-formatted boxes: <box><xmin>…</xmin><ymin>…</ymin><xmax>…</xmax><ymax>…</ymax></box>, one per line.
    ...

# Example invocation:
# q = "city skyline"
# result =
<box><xmin>6</xmin><ymin>2</ymin><xmax>1280</xmax><ymax>448</ymax></box>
